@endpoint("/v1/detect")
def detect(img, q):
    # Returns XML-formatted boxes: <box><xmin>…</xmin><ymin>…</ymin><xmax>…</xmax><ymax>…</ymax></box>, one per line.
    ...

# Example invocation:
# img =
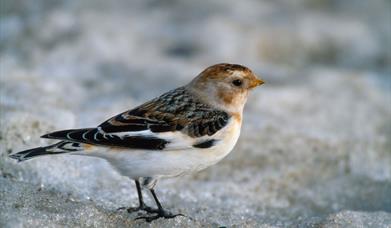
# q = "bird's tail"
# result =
<box><xmin>9</xmin><ymin>141</ymin><xmax>82</xmax><ymax>162</ymax></box>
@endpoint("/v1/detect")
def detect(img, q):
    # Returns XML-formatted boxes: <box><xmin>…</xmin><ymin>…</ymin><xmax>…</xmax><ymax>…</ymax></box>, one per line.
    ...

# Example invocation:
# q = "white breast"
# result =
<box><xmin>192</xmin><ymin>117</ymin><xmax>242</xmax><ymax>169</ymax></box>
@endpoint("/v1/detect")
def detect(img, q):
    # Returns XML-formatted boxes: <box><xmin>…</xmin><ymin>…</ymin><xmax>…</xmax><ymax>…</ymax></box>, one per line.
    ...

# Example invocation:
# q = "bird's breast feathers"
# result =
<box><xmin>108</xmin><ymin>116</ymin><xmax>241</xmax><ymax>178</ymax></box>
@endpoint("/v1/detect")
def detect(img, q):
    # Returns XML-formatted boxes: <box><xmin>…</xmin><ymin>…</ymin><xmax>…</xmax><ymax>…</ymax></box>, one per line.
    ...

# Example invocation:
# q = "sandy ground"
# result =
<box><xmin>1</xmin><ymin>0</ymin><xmax>390</xmax><ymax>227</ymax></box>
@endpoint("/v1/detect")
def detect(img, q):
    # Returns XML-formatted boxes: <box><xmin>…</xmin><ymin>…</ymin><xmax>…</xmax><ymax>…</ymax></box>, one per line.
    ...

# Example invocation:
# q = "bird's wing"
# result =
<box><xmin>41</xmin><ymin>87</ymin><xmax>231</xmax><ymax>150</ymax></box>
<box><xmin>41</xmin><ymin>128</ymin><xmax>170</xmax><ymax>150</ymax></box>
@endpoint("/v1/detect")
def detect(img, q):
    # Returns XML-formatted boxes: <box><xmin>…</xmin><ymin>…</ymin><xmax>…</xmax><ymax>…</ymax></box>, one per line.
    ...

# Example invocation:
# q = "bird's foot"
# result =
<box><xmin>117</xmin><ymin>205</ymin><xmax>159</xmax><ymax>214</ymax></box>
<box><xmin>142</xmin><ymin>206</ymin><xmax>160</xmax><ymax>214</ymax></box>
<box><xmin>136</xmin><ymin>209</ymin><xmax>185</xmax><ymax>222</ymax></box>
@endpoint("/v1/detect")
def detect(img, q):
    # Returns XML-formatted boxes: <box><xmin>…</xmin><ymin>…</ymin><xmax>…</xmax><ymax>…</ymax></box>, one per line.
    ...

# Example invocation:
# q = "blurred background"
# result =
<box><xmin>0</xmin><ymin>0</ymin><xmax>390</xmax><ymax>227</ymax></box>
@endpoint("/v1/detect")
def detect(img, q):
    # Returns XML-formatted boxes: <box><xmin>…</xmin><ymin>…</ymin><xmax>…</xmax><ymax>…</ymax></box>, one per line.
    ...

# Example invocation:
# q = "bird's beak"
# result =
<box><xmin>249</xmin><ymin>78</ymin><xmax>265</xmax><ymax>89</ymax></box>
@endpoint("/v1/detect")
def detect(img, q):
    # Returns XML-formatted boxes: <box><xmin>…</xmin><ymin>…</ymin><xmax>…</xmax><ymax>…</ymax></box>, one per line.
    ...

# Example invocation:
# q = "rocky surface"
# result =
<box><xmin>1</xmin><ymin>0</ymin><xmax>390</xmax><ymax>227</ymax></box>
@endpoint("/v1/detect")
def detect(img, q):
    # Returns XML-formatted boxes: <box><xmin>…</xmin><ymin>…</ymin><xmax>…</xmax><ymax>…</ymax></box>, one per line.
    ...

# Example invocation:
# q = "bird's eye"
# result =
<box><xmin>232</xmin><ymin>79</ymin><xmax>243</xmax><ymax>87</ymax></box>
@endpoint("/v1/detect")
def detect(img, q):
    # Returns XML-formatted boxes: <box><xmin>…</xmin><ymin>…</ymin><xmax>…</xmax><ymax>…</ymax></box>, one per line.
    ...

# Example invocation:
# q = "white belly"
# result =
<box><xmin>80</xmin><ymin>118</ymin><xmax>241</xmax><ymax>180</ymax></box>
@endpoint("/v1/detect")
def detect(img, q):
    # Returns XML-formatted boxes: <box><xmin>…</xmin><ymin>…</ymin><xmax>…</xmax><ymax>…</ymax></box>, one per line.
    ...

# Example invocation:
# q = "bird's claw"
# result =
<box><xmin>117</xmin><ymin>205</ymin><xmax>159</xmax><ymax>214</ymax></box>
<box><xmin>135</xmin><ymin>210</ymin><xmax>185</xmax><ymax>222</ymax></box>
<box><xmin>142</xmin><ymin>206</ymin><xmax>160</xmax><ymax>214</ymax></box>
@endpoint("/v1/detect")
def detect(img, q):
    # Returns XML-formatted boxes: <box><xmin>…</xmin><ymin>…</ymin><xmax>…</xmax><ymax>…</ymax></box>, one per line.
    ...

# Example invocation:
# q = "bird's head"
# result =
<box><xmin>188</xmin><ymin>63</ymin><xmax>264</xmax><ymax>113</ymax></box>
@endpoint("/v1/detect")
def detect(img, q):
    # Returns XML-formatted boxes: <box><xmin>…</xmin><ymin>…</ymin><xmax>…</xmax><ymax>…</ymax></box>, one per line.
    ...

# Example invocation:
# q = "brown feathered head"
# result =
<box><xmin>188</xmin><ymin>63</ymin><xmax>264</xmax><ymax>113</ymax></box>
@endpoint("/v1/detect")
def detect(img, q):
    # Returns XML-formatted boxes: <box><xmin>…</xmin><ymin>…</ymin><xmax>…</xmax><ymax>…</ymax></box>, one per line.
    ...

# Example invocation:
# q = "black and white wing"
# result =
<box><xmin>42</xmin><ymin>87</ymin><xmax>231</xmax><ymax>150</ymax></box>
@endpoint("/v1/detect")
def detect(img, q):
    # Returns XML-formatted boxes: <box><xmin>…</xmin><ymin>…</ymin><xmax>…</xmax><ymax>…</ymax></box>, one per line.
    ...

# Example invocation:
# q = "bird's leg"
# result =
<box><xmin>136</xmin><ymin>188</ymin><xmax>184</xmax><ymax>222</ymax></box>
<box><xmin>126</xmin><ymin>180</ymin><xmax>148</xmax><ymax>213</ymax></box>
<box><xmin>118</xmin><ymin>180</ymin><xmax>158</xmax><ymax>213</ymax></box>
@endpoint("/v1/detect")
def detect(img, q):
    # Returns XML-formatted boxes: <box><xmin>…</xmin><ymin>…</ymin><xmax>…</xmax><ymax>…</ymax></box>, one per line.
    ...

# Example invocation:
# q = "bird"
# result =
<box><xmin>9</xmin><ymin>63</ymin><xmax>264</xmax><ymax>222</ymax></box>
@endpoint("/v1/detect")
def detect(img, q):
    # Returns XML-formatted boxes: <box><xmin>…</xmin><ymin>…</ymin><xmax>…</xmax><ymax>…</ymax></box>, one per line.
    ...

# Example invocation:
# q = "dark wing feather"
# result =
<box><xmin>98</xmin><ymin>87</ymin><xmax>231</xmax><ymax>138</ymax></box>
<box><xmin>41</xmin><ymin>128</ymin><xmax>168</xmax><ymax>150</ymax></box>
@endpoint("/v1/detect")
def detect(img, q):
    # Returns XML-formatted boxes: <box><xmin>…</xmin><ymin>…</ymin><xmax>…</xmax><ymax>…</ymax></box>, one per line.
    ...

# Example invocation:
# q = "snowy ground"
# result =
<box><xmin>1</xmin><ymin>0</ymin><xmax>390</xmax><ymax>227</ymax></box>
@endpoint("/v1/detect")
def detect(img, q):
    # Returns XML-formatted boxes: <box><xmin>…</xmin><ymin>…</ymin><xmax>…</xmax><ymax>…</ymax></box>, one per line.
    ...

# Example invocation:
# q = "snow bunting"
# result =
<box><xmin>10</xmin><ymin>63</ymin><xmax>264</xmax><ymax>221</ymax></box>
